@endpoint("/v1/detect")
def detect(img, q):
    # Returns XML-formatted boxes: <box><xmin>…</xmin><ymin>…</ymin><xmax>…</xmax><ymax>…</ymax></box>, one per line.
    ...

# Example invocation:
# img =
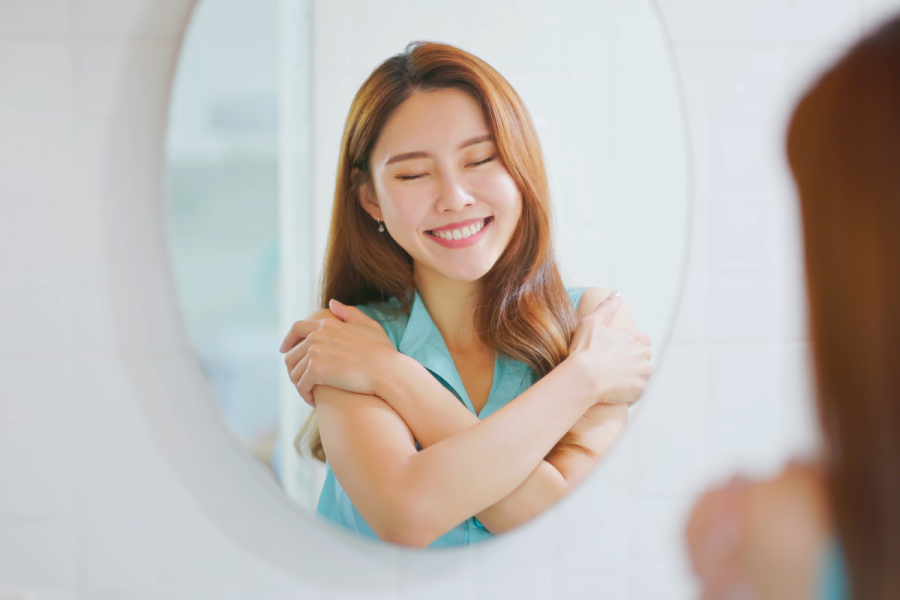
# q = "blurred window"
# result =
<box><xmin>165</xmin><ymin>0</ymin><xmax>281</xmax><ymax>470</ymax></box>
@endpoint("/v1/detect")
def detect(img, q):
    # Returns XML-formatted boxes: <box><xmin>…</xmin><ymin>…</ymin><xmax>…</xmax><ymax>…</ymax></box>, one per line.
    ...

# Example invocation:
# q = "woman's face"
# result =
<box><xmin>362</xmin><ymin>88</ymin><xmax>523</xmax><ymax>283</ymax></box>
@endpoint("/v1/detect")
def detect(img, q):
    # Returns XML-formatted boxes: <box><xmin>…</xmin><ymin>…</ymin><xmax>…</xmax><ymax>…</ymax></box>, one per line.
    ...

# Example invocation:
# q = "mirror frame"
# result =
<box><xmin>104</xmin><ymin>0</ymin><xmax>693</xmax><ymax>587</ymax></box>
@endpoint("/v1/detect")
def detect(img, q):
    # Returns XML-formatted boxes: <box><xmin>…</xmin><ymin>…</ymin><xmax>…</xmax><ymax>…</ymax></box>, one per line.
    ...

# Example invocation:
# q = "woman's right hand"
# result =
<box><xmin>566</xmin><ymin>291</ymin><xmax>653</xmax><ymax>405</ymax></box>
<box><xmin>280</xmin><ymin>301</ymin><xmax>401</xmax><ymax>408</ymax></box>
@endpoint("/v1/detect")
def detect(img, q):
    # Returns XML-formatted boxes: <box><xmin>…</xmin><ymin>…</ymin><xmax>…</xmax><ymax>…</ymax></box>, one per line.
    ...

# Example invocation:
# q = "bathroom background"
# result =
<box><xmin>1</xmin><ymin>0</ymin><xmax>897</xmax><ymax>598</ymax></box>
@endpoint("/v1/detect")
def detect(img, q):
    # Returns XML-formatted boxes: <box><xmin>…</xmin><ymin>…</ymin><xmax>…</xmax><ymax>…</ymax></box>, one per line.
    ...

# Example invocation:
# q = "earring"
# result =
<box><xmin>377</xmin><ymin>217</ymin><xmax>385</xmax><ymax>233</ymax></box>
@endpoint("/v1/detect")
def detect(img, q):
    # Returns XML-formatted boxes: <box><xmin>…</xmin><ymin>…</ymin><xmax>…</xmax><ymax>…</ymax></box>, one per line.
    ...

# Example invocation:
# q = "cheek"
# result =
<box><xmin>477</xmin><ymin>171</ymin><xmax>522</xmax><ymax>222</ymax></box>
<box><xmin>380</xmin><ymin>184</ymin><xmax>429</xmax><ymax>234</ymax></box>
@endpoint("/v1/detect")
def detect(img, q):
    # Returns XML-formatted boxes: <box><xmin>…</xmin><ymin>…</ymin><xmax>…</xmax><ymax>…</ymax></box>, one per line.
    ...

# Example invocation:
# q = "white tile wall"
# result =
<box><xmin>0</xmin><ymin>0</ymin><xmax>73</xmax><ymax>36</ymax></box>
<box><xmin>79</xmin><ymin>512</ymin><xmax>155</xmax><ymax>592</ymax></box>
<box><xmin>2</xmin><ymin>0</ymin><xmax>900</xmax><ymax>598</ymax></box>
<box><xmin>74</xmin><ymin>0</ymin><xmax>192</xmax><ymax>38</ymax></box>
<box><xmin>73</xmin><ymin>41</ymin><xmax>176</xmax><ymax>124</ymax></box>
<box><xmin>0</xmin><ymin>518</ymin><xmax>77</xmax><ymax>589</ymax></box>
<box><xmin>712</xmin><ymin>0</ymin><xmax>790</xmax><ymax>44</ymax></box>
<box><xmin>790</xmin><ymin>0</ymin><xmax>862</xmax><ymax>44</ymax></box>
<box><xmin>864</xmin><ymin>0</ymin><xmax>900</xmax><ymax>26</ymax></box>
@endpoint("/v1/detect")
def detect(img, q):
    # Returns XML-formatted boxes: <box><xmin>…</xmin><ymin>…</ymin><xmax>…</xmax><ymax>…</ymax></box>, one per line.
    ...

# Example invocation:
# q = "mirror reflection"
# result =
<box><xmin>283</xmin><ymin>44</ymin><xmax>652</xmax><ymax>547</ymax></box>
<box><xmin>165</xmin><ymin>0</ymin><xmax>281</xmax><ymax>467</ymax></box>
<box><xmin>166</xmin><ymin>0</ymin><xmax>689</xmax><ymax>548</ymax></box>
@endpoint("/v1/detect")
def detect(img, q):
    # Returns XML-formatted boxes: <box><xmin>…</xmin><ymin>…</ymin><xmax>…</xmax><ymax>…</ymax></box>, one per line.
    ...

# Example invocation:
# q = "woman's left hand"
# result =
<box><xmin>686</xmin><ymin>475</ymin><xmax>751</xmax><ymax>599</ymax></box>
<box><xmin>279</xmin><ymin>300</ymin><xmax>399</xmax><ymax>407</ymax></box>
<box><xmin>686</xmin><ymin>464</ymin><xmax>829</xmax><ymax>600</ymax></box>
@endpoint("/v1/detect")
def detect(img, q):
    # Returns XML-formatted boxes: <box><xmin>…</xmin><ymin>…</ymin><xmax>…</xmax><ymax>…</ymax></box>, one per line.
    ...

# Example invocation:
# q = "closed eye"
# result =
<box><xmin>396</xmin><ymin>173</ymin><xmax>427</xmax><ymax>181</ymax></box>
<box><xmin>395</xmin><ymin>155</ymin><xmax>495</xmax><ymax>180</ymax></box>
<box><xmin>469</xmin><ymin>155</ymin><xmax>496</xmax><ymax>167</ymax></box>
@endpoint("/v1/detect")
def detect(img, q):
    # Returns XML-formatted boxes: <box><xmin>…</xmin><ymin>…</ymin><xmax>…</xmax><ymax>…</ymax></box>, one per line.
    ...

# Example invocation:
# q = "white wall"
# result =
<box><xmin>2</xmin><ymin>0</ymin><xmax>900</xmax><ymax>599</ymax></box>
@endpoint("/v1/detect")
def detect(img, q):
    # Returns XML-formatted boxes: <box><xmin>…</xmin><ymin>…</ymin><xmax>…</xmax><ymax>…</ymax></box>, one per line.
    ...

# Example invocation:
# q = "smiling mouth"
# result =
<box><xmin>426</xmin><ymin>217</ymin><xmax>493</xmax><ymax>241</ymax></box>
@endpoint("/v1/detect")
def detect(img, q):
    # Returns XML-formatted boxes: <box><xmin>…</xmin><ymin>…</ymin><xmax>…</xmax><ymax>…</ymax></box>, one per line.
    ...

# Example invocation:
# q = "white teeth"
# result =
<box><xmin>431</xmin><ymin>218</ymin><xmax>488</xmax><ymax>241</ymax></box>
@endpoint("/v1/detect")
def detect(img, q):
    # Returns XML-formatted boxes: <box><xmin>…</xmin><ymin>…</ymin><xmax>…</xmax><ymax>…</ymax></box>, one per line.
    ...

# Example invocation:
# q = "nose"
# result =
<box><xmin>434</xmin><ymin>168</ymin><xmax>474</xmax><ymax>213</ymax></box>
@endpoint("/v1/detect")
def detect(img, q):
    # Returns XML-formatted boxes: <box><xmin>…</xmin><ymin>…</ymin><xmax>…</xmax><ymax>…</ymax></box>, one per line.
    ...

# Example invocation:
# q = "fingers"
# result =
<box><xmin>295</xmin><ymin>358</ymin><xmax>320</xmax><ymax>407</ymax></box>
<box><xmin>634</xmin><ymin>331</ymin><xmax>651</xmax><ymax>347</ymax></box>
<box><xmin>279</xmin><ymin>319</ymin><xmax>324</xmax><ymax>353</ymax></box>
<box><xmin>686</xmin><ymin>487</ymin><xmax>746</xmax><ymax>593</ymax></box>
<box><xmin>289</xmin><ymin>352</ymin><xmax>310</xmax><ymax>390</ymax></box>
<box><xmin>289</xmin><ymin>353</ymin><xmax>317</xmax><ymax>407</ymax></box>
<box><xmin>590</xmin><ymin>290</ymin><xmax>623</xmax><ymax>326</ymax></box>
<box><xmin>284</xmin><ymin>334</ymin><xmax>315</xmax><ymax>372</ymax></box>
<box><xmin>329</xmin><ymin>299</ymin><xmax>374</xmax><ymax>326</ymax></box>
<box><xmin>280</xmin><ymin>303</ymin><xmax>375</xmax><ymax>354</ymax></box>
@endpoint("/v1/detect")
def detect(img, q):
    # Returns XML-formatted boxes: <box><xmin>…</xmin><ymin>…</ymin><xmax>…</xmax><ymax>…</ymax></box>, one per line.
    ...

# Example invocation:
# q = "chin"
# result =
<box><xmin>414</xmin><ymin>248</ymin><xmax>502</xmax><ymax>284</ymax></box>
<box><xmin>437</xmin><ymin>261</ymin><xmax>495</xmax><ymax>283</ymax></box>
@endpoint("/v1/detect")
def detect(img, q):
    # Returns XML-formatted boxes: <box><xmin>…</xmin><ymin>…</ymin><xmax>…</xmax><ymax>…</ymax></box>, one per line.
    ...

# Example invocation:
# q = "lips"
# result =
<box><xmin>426</xmin><ymin>217</ymin><xmax>492</xmax><ymax>241</ymax></box>
<box><xmin>425</xmin><ymin>216</ymin><xmax>493</xmax><ymax>248</ymax></box>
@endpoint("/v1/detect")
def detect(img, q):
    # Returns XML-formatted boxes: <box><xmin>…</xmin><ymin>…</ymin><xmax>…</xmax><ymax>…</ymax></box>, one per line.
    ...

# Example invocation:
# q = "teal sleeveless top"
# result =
<box><xmin>817</xmin><ymin>538</ymin><xmax>848</xmax><ymax>600</ymax></box>
<box><xmin>316</xmin><ymin>287</ymin><xmax>589</xmax><ymax>547</ymax></box>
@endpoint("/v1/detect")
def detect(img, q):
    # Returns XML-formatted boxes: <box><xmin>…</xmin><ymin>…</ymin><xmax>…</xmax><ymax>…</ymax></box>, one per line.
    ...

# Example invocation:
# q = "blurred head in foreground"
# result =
<box><xmin>689</xmin><ymin>13</ymin><xmax>900</xmax><ymax>600</ymax></box>
<box><xmin>787</xmin><ymin>13</ymin><xmax>900</xmax><ymax>598</ymax></box>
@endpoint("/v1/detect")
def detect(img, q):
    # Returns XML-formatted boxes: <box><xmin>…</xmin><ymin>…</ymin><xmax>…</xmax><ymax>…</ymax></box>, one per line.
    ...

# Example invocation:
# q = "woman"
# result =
<box><xmin>687</xmin><ymin>14</ymin><xmax>900</xmax><ymax>599</ymax></box>
<box><xmin>279</xmin><ymin>42</ymin><xmax>654</xmax><ymax>548</ymax></box>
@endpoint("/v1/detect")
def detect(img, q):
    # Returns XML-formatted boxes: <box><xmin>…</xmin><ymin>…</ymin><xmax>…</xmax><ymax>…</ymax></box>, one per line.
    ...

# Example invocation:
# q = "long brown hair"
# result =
<box><xmin>297</xmin><ymin>42</ymin><xmax>589</xmax><ymax>462</ymax></box>
<box><xmin>787</xmin><ymin>15</ymin><xmax>900</xmax><ymax>599</ymax></box>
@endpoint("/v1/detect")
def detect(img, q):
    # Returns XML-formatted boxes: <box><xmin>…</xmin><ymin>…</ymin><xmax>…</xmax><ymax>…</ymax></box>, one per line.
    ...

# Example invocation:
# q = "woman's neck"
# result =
<box><xmin>414</xmin><ymin>265</ymin><xmax>485</xmax><ymax>355</ymax></box>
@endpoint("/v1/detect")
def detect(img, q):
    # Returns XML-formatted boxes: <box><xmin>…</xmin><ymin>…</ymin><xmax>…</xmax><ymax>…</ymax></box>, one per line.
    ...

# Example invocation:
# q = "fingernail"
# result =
<box><xmin>329</xmin><ymin>298</ymin><xmax>343</xmax><ymax>308</ymax></box>
<box><xmin>608</xmin><ymin>290</ymin><xmax>622</xmax><ymax>300</ymax></box>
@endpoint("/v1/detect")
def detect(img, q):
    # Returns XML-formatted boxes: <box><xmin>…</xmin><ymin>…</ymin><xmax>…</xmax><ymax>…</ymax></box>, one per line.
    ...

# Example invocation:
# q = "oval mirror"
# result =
<box><xmin>165</xmin><ymin>0</ymin><xmax>690</xmax><ymax>548</ymax></box>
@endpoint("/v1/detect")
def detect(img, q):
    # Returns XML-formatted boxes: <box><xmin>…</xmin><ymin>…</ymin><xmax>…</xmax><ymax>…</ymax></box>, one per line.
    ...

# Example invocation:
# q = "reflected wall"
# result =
<box><xmin>166</xmin><ymin>0</ymin><xmax>282</xmax><ymax>467</ymax></box>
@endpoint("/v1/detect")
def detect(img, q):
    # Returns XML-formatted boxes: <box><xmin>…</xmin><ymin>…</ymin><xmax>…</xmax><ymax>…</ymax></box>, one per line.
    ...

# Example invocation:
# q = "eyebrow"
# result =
<box><xmin>384</xmin><ymin>134</ymin><xmax>494</xmax><ymax>166</ymax></box>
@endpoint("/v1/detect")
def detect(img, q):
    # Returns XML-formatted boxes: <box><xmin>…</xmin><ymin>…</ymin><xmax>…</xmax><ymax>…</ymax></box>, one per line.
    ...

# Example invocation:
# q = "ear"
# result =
<box><xmin>354</xmin><ymin>169</ymin><xmax>381</xmax><ymax>221</ymax></box>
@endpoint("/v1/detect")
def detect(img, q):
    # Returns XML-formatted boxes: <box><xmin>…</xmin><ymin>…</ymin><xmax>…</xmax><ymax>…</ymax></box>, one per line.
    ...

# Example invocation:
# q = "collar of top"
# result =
<box><xmin>395</xmin><ymin>291</ymin><xmax>532</xmax><ymax>418</ymax></box>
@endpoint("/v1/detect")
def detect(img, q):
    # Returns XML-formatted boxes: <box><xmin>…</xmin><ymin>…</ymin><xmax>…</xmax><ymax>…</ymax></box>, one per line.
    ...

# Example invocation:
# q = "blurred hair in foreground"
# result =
<box><xmin>688</xmin><ymin>12</ymin><xmax>900</xmax><ymax>600</ymax></box>
<box><xmin>787</xmin><ymin>12</ymin><xmax>900</xmax><ymax>599</ymax></box>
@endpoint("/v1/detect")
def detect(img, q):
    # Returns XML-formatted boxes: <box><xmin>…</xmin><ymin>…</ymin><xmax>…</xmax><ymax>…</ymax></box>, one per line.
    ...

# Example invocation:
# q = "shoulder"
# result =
<box><xmin>307</xmin><ymin>308</ymin><xmax>340</xmax><ymax>321</ymax></box>
<box><xmin>357</xmin><ymin>298</ymin><xmax>407</xmax><ymax>346</ymax></box>
<box><xmin>572</xmin><ymin>287</ymin><xmax>612</xmax><ymax>316</ymax></box>
<box><xmin>573</xmin><ymin>287</ymin><xmax>635</xmax><ymax>330</ymax></box>
<box><xmin>307</xmin><ymin>301</ymin><xmax>395</xmax><ymax>323</ymax></box>
<box><xmin>309</xmin><ymin>299</ymin><xmax>405</xmax><ymax>347</ymax></box>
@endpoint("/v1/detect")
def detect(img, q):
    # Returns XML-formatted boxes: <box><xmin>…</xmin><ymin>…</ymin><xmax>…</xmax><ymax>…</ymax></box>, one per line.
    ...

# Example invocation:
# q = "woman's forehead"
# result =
<box><xmin>373</xmin><ymin>89</ymin><xmax>491</xmax><ymax>161</ymax></box>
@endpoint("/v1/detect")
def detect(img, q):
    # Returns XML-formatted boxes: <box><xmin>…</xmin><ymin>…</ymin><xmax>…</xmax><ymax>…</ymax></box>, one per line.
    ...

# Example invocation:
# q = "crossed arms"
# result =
<box><xmin>283</xmin><ymin>288</ymin><xmax>651</xmax><ymax>547</ymax></box>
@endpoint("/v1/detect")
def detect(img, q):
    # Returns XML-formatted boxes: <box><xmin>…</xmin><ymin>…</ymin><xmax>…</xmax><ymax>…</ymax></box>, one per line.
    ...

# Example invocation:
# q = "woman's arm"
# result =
<box><xmin>365</xmin><ymin>287</ymin><xmax>633</xmax><ymax>446</ymax></box>
<box><xmin>315</xmin><ymin>352</ymin><xmax>602</xmax><ymax>547</ymax></box>
<box><xmin>383</xmin><ymin>363</ymin><xmax>628</xmax><ymax>533</ymax></box>
<box><xmin>284</xmin><ymin>291</ymin><xmax>651</xmax><ymax>545</ymax></box>
<box><xmin>371</xmin><ymin>288</ymin><xmax>634</xmax><ymax>534</ymax></box>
